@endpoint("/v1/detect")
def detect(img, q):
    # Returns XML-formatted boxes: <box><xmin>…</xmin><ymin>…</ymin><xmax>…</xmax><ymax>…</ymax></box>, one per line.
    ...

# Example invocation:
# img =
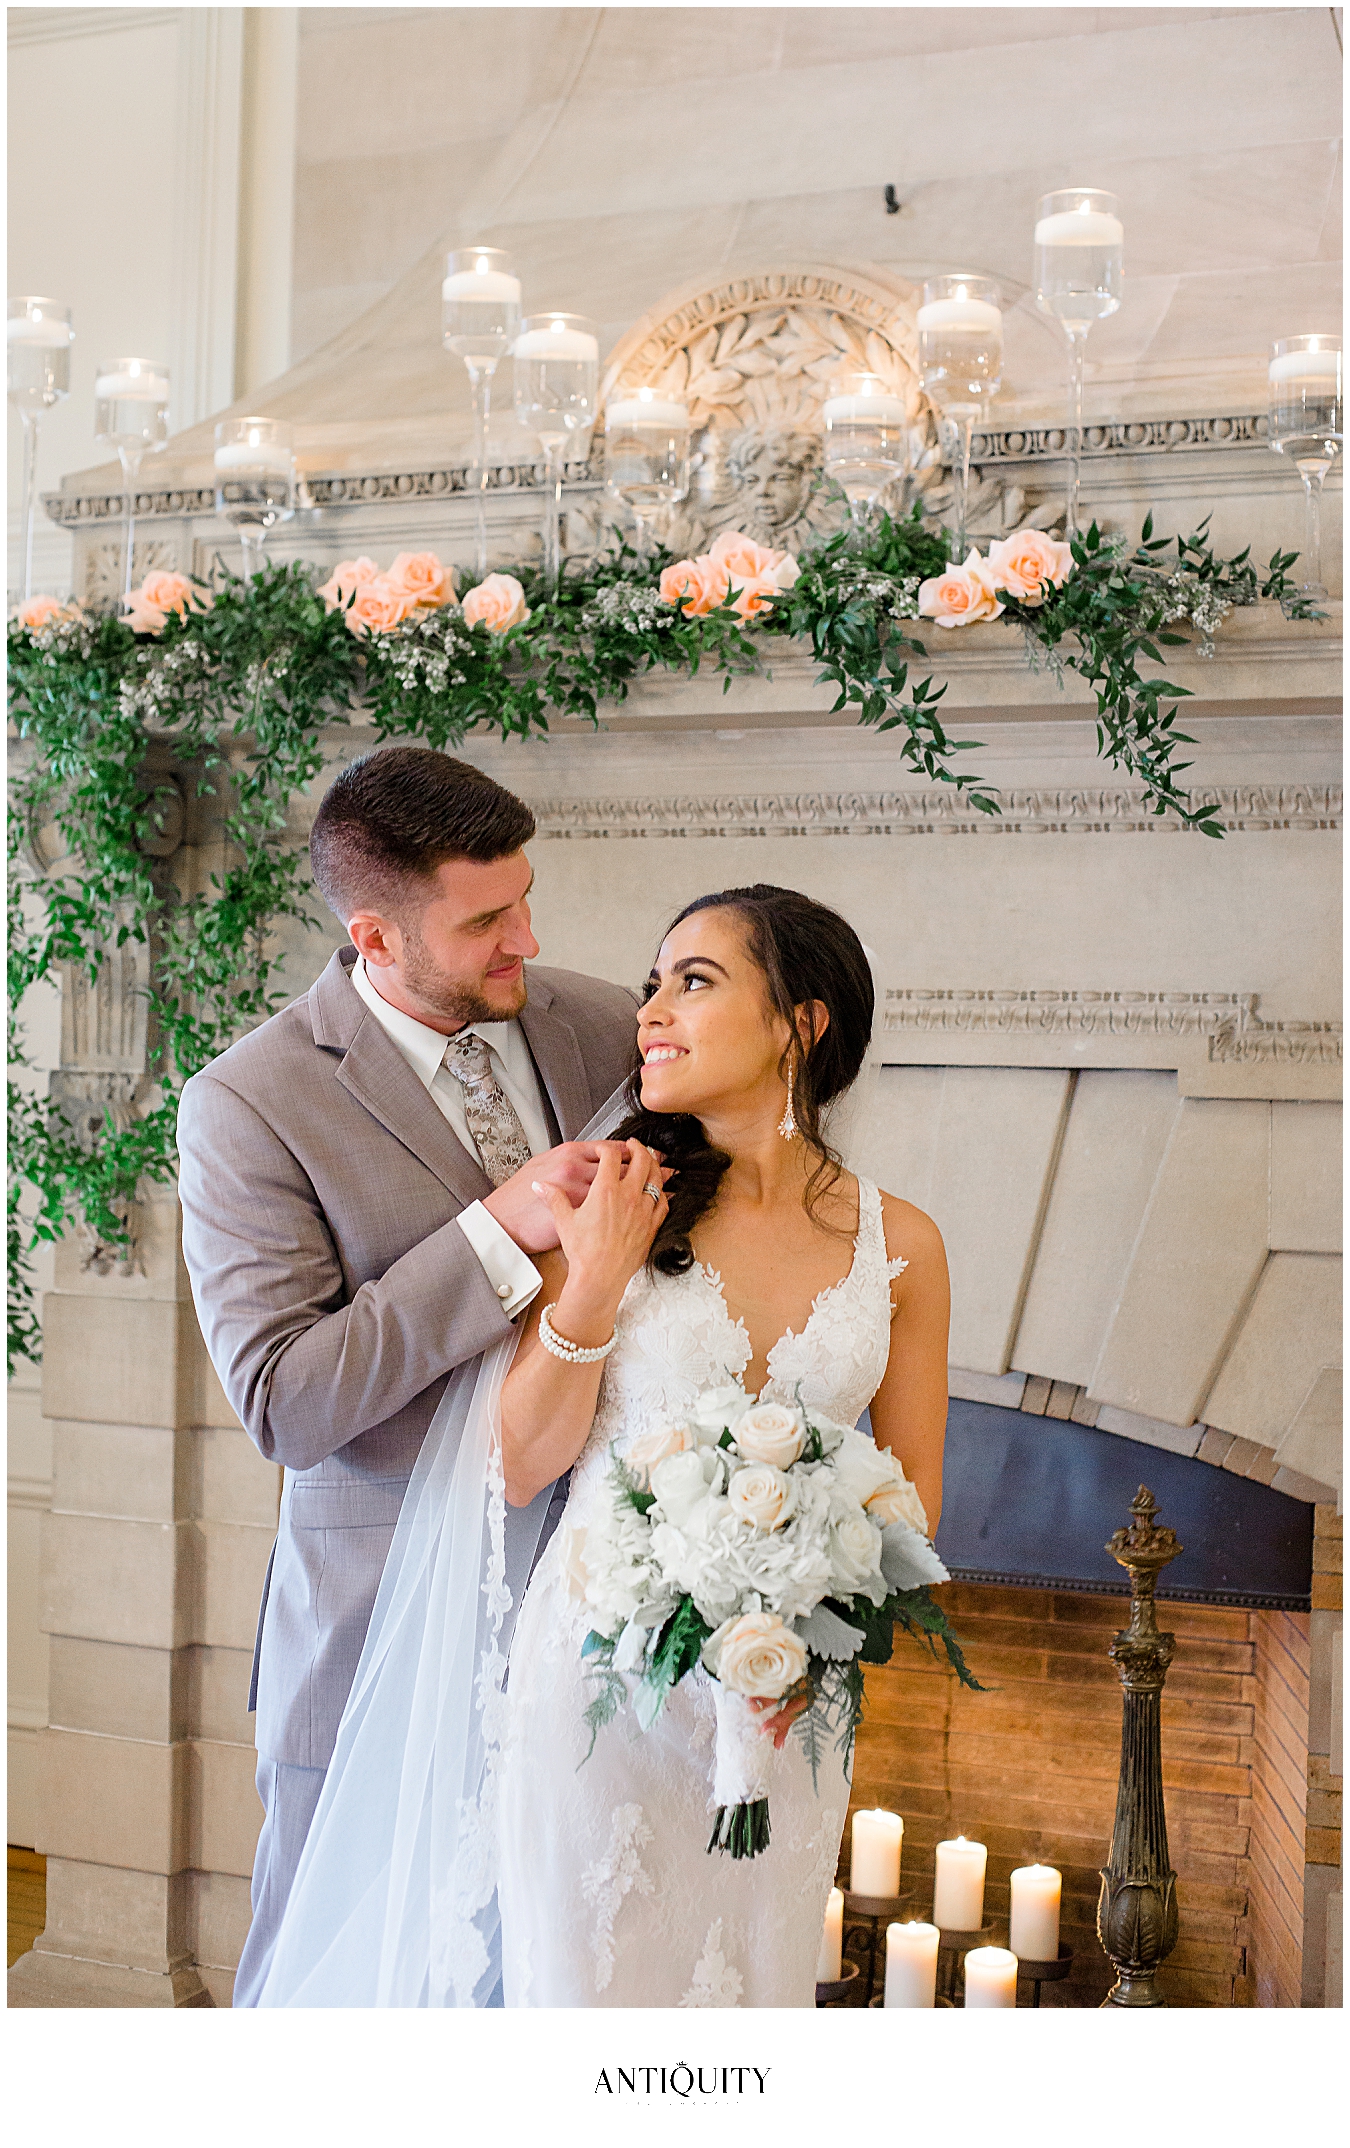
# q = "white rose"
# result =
<box><xmin>688</xmin><ymin>1385</ymin><xmax>752</xmax><ymax>1442</ymax></box>
<box><xmin>830</xmin><ymin>1427</ymin><xmax>901</xmax><ymax>1508</ymax></box>
<box><xmin>625</xmin><ymin>1420</ymin><xmax>694</xmax><ymax>1490</ymax></box>
<box><xmin>827</xmin><ymin>1504</ymin><xmax>886</xmax><ymax>1598</ymax></box>
<box><xmin>727</xmin><ymin>1463</ymin><xmax>793</xmax><ymax>1532</ymax></box>
<box><xmin>735</xmin><ymin>1403</ymin><xmax>805</xmax><ymax>1468</ymax></box>
<box><xmin>557</xmin><ymin>1521</ymin><xmax>590</xmax><ymax>1601</ymax></box>
<box><xmin>650</xmin><ymin>1449</ymin><xmax>714</xmax><ymax>1528</ymax></box>
<box><xmin>704</xmin><ymin>1610</ymin><xmax>808</xmax><ymax>1699</ymax></box>
<box><xmin>866</xmin><ymin>1475</ymin><xmax>928</xmax><ymax>1534</ymax></box>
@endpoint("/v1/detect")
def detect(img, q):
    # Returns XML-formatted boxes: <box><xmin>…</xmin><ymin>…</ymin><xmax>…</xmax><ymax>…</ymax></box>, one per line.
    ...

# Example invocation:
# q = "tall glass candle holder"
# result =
<box><xmin>821</xmin><ymin>370</ymin><xmax>907</xmax><ymax>539</ymax></box>
<box><xmin>604</xmin><ymin>386</ymin><xmax>690</xmax><ymax>559</ymax></box>
<box><xmin>94</xmin><ymin>359</ymin><xmax>170</xmax><ymax>614</ymax></box>
<box><xmin>442</xmin><ymin>247</ymin><xmax>521</xmax><ymax>582</ymax></box>
<box><xmin>918</xmin><ymin>277</ymin><xmax>1002</xmax><ymax>558</ymax></box>
<box><xmin>1268</xmin><ymin>335</ymin><xmax>1342</xmax><ymax>604</ymax></box>
<box><xmin>1034</xmin><ymin>187</ymin><xmax>1123</xmax><ymax>534</ymax></box>
<box><xmin>513</xmin><ymin>313</ymin><xmax>599</xmax><ymax>593</ymax></box>
<box><xmin>8</xmin><ymin>296</ymin><xmax>72</xmax><ymax>602</ymax></box>
<box><xmin>213</xmin><ymin>416</ymin><xmax>295</xmax><ymax>584</ymax></box>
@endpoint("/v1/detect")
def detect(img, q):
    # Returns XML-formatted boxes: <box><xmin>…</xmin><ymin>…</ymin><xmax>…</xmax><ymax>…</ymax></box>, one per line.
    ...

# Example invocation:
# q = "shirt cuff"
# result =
<box><xmin>455</xmin><ymin>1200</ymin><xmax>543</xmax><ymax>1319</ymax></box>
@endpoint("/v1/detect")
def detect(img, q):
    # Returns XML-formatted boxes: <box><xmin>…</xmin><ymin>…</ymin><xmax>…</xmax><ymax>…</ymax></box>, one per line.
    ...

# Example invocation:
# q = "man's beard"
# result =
<box><xmin>398</xmin><ymin>921</ymin><xmax>528</xmax><ymax>1030</ymax></box>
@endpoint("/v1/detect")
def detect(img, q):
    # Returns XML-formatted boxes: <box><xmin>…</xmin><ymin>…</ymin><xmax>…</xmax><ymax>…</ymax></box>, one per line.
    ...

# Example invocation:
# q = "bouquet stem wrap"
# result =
<box><xmin>707</xmin><ymin>1679</ymin><xmax>774</xmax><ymax>1859</ymax></box>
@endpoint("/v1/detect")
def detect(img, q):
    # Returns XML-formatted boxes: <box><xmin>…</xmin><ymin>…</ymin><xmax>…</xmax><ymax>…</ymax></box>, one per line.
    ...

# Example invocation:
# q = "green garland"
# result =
<box><xmin>5</xmin><ymin>510</ymin><xmax>1313</xmax><ymax>1372</ymax></box>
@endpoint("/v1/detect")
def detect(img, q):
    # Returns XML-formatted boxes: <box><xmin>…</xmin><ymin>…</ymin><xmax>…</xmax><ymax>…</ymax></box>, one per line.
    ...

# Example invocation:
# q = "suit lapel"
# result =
<box><xmin>519</xmin><ymin>978</ymin><xmax>592</xmax><ymax>1141</ymax></box>
<box><xmin>314</xmin><ymin>949</ymin><xmax>494</xmax><ymax>1206</ymax></box>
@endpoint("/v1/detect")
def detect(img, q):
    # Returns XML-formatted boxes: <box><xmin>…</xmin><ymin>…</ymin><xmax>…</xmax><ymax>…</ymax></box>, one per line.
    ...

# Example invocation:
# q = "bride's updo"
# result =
<box><xmin>615</xmin><ymin>884</ymin><xmax>874</xmax><ymax>1276</ymax></box>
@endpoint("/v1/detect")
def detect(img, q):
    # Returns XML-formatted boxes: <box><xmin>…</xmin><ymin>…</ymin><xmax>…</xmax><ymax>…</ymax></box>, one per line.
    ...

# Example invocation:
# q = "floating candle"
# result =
<box><xmin>7</xmin><ymin>316</ymin><xmax>71</xmax><ymax>345</ymax></box>
<box><xmin>214</xmin><ymin>441</ymin><xmax>292</xmax><ymax>475</ymax></box>
<box><xmin>884</xmin><ymin>1920</ymin><xmax>939</xmax><ymax>2007</ymax></box>
<box><xmin>1035</xmin><ymin>206</ymin><xmax>1124</xmax><ymax>247</ymax></box>
<box><xmin>514</xmin><ymin>323</ymin><xmax>599</xmax><ymax>362</ymax></box>
<box><xmin>442</xmin><ymin>265</ymin><xmax>521</xmax><ymax>303</ymax></box>
<box><xmin>1009</xmin><ymin>1864</ymin><xmax>1061</xmax><ymax>1962</ymax></box>
<box><xmin>1269</xmin><ymin>348</ymin><xmax>1341</xmax><ymax>386</ymax></box>
<box><xmin>932</xmin><ymin>1836</ymin><xmax>987</xmax><ymax>1929</ymax></box>
<box><xmin>606</xmin><ymin>393</ymin><xmax>689</xmax><ymax>427</ymax></box>
<box><xmin>963</xmin><ymin>1944</ymin><xmax>1018</xmax><ymax>2008</ymax></box>
<box><xmin>95</xmin><ymin>370</ymin><xmax>169</xmax><ymax>401</ymax></box>
<box><xmin>823</xmin><ymin>392</ymin><xmax>906</xmax><ymax>425</ymax></box>
<box><xmin>815</xmin><ymin>1887</ymin><xmax>844</xmax><ymax>1982</ymax></box>
<box><xmin>851</xmin><ymin>1808</ymin><xmax>903</xmax><ymax>1896</ymax></box>
<box><xmin>917</xmin><ymin>297</ymin><xmax>1002</xmax><ymax>335</ymax></box>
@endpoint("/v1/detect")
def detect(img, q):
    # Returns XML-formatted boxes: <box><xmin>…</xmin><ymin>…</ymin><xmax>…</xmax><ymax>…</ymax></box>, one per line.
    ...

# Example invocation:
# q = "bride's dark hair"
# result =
<box><xmin>613</xmin><ymin>884</ymin><xmax>874</xmax><ymax>1276</ymax></box>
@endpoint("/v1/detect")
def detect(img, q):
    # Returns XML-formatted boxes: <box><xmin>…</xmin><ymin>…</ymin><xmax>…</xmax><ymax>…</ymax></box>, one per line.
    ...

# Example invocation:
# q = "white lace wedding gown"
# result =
<box><xmin>497</xmin><ymin>1177</ymin><xmax>907</xmax><ymax>2008</ymax></box>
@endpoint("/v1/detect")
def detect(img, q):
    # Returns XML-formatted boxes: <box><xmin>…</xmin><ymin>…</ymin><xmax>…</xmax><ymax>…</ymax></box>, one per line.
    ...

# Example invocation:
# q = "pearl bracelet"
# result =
<box><xmin>538</xmin><ymin>1302</ymin><xmax>618</xmax><ymax>1364</ymax></box>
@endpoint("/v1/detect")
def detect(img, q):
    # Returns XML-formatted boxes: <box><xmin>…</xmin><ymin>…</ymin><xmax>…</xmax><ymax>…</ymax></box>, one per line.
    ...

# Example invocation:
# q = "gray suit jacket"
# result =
<box><xmin>176</xmin><ymin>947</ymin><xmax>638</xmax><ymax>1768</ymax></box>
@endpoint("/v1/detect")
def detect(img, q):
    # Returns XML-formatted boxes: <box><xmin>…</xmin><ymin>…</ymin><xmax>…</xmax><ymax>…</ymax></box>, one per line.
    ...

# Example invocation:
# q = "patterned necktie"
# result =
<box><xmin>442</xmin><ymin>1032</ymin><xmax>534</xmax><ymax>1187</ymax></box>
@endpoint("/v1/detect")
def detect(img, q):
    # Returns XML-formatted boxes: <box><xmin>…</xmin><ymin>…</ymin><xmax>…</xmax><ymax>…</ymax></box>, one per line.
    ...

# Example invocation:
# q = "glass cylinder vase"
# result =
<box><xmin>918</xmin><ymin>277</ymin><xmax>1003</xmax><ymax>558</ymax></box>
<box><xmin>1268</xmin><ymin>334</ymin><xmax>1342</xmax><ymax>604</ymax></box>
<box><xmin>513</xmin><ymin>313</ymin><xmax>599</xmax><ymax>593</ymax></box>
<box><xmin>821</xmin><ymin>370</ymin><xmax>907</xmax><ymax>540</ymax></box>
<box><xmin>442</xmin><ymin>247</ymin><xmax>522</xmax><ymax>583</ymax></box>
<box><xmin>213</xmin><ymin>416</ymin><xmax>295</xmax><ymax>586</ymax></box>
<box><xmin>95</xmin><ymin>358</ymin><xmax>170</xmax><ymax>615</ymax></box>
<box><xmin>1033</xmin><ymin>188</ymin><xmax>1123</xmax><ymax>535</ymax></box>
<box><xmin>8</xmin><ymin>295</ymin><xmax>73</xmax><ymax>602</ymax></box>
<box><xmin>604</xmin><ymin>386</ymin><xmax>691</xmax><ymax>559</ymax></box>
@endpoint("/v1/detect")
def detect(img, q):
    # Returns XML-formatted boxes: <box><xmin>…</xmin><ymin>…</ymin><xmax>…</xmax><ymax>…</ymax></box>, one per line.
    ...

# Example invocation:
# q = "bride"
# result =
<box><xmin>257</xmin><ymin>884</ymin><xmax>949</xmax><ymax>2008</ymax></box>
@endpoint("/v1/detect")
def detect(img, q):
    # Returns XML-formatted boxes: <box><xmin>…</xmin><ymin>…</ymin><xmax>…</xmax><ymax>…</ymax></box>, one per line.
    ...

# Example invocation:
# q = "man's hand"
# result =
<box><xmin>483</xmin><ymin>1142</ymin><xmax>670</xmax><ymax>1254</ymax></box>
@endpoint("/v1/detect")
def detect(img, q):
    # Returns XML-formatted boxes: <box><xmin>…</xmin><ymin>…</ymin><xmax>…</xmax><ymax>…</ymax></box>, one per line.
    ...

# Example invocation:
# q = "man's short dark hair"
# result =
<box><xmin>309</xmin><ymin>746</ymin><xmax>536</xmax><ymax>923</ymax></box>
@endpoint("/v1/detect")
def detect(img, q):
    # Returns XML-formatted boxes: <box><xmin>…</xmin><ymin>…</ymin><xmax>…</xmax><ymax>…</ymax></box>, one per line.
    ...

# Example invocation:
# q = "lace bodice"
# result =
<box><xmin>570</xmin><ymin>1176</ymin><xmax>905</xmax><ymax>1513</ymax></box>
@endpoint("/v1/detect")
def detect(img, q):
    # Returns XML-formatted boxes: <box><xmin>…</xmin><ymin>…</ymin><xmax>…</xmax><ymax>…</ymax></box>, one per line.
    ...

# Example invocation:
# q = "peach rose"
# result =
<box><xmin>866</xmin><ymin>1477</ymin><xmax>929</xmax><ymax>1534</ymax></box>
<box><xmin>317</xmin><ymin>557</ymin><xmax>381</xmax><ymax>613</ymax></box>
<box><xmin>625</xmin><ymin>1421</ymin><xmax>694</xmax><ymax>1492</ymax></box>
<box><xmin>343</xmin><ymin>575</ymin><xmax>418</xmax><ymax>639</ymax></box>
<box><xmin>461</xmin><ymin>573</ymin><xmax>530</xmax><ymax>634</ymax></box>
<box><xmin>15</xmin><ymin>594</ymin><xmax>79</xmax><ymax>632</ymax></box>
<box><xmin>916</xmin><ymin>551</ymin><xmax>1005</xmax><ymax>628</ymax></box>
<box><xmin>986</xmin><ymin>528</ymin><xmax>1075</xmax><ymax>607</ymax></box>
<box><xmin>658</xmin><ymin>555</ymin><xmax>732</xmax><ymax>617</ymax></box>
<box><xmin>708</xmin><ymin>530</ymin><xmax>780</xmax><ymax>580</ymax></box>
<box><xmin>734</xmin><ymin>1403</ymin><xmax>806</xmax><ymax>1469</ymax></box>
<box><xmin>386</xmin><ymin>550</ymin><xmax>456</xmax><ymax>609</ymax></box>
<box><xmin>123</xmin><ymin>571</ymin><xmax>212</xmax><ymax>636</ymax></box>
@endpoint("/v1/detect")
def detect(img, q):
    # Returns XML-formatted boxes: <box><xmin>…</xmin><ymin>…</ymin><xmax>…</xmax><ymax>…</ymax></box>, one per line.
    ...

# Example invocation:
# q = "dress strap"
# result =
<box><xmin>857</xmin><ymin>1173</ymin><xmax>909</xmax><ymax>1279</ymax></box>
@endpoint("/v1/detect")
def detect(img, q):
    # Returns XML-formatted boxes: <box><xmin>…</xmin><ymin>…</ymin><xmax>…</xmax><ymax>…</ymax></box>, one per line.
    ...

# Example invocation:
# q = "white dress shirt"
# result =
<box><xmin>350</xmin><ymin>957</ymin><xmax>545</xmax><ymax>1318</ymax></box>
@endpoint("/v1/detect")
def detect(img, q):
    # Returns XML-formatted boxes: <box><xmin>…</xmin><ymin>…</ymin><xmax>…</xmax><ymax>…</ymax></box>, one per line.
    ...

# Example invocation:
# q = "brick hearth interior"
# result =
<box><xmin>845</xmin><ymin>1578</ymin><xmax>1317</xmax><ymax>2007</ymax></box>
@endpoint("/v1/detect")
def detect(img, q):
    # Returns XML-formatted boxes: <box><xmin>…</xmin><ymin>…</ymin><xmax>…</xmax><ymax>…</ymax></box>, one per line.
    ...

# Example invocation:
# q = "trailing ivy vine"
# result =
<box><xmin>5</xmin><ymin>509</ymin><xmax>1315</xmax><ymax>1371</ymax></box>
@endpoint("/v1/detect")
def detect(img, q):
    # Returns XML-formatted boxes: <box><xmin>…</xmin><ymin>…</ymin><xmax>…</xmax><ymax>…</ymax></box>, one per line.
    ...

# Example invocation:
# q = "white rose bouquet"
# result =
<box><xmin>569</xmin><ymin>1384</ymin><xmax>983</xmax><ymax>1859</ymax></box>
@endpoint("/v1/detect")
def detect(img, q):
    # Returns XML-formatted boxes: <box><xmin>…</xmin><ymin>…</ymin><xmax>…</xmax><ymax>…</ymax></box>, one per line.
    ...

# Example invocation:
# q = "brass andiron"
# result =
<box><xmin>1097</xmin><ymin>1486</ymin><xmax>1183</xmax><ymax>2007</ymax></box>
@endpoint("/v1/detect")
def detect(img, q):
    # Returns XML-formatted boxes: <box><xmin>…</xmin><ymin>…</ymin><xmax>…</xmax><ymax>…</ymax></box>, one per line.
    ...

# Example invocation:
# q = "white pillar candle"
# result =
<box><xmin>441</xmin><ymin>267</ymin><xmax>521</xmax><ymax>303</ymax></box>
<box><xmin>815</xmin><ymin>1887</ymin><xmax>844</xmax><ymax>1982</ymax></box>
<box><xmin>214</xmin><ymin>442</ymin><xmax>292</xmax><ymax>476</ymax></box>
<box><xmin>1008</xmin><ymin>1864</ymin><xmax>1061</xmax><ymax>1961</ymax></box>
<box><xmin>1269</xmin><ymin>349</ymin><xmax>1341</xmax><ymax>386</ymax></box>
<box><xmin>514</xmin><ymin>324</ymin><xmax>599</xmax><ymax>361</ymax></box>
<box><xmin>823</xmin><ymin>392</ymin><xmax>906</xmax><ymax>425</ymax></box>
<box><xmin>850</xmin><ymin>1808</ymin><xmax>903</xmax><ymax>1896</ymax></box>
<box><xmin>95</xmin><ymin>371</ymin><xmax>169</xmax><ymax>401</ymax></box>
<box><xmin>932</xmin><ymin>1836</ymin><xmax>987</xmax><ymax>1929</ymax></box>
<box><xmin>1034</xmin><ymin>207</ymin><xmax>1124</xmax><ymax>247</ymax></box>
<box><xmin>7</xmin><ymin>317</ymin><xmax>71</xmax><ymax>345</ymax></box>
<box><xmin>963</xmin><ymin>1945</ymin><xmax>1018</xmax><ymax>2008</ymax></box>
<box><xmin>916</xmin><ymin>298</ymin><xmax>1002</xmax><ymax>335</ymax></box>
<box><xmin>606</xmin><ymin>395</ymin><xmax>689</xmax><ymax>427</ymax></box>
<box><xmin>884</xmin><ymin>1921</ymin><xmax>939</xmax><ymax>2007</ymax></box>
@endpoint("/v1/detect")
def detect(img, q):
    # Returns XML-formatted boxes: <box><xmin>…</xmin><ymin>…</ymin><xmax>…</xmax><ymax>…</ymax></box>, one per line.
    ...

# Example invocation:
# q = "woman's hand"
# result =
<box><xmin>747</xmin><ymin>1676</ymin><xmax>814</xmax><ymax>1751</ymax></box>
<box><xmin>531</xmin><ymin>1140</ymin><xmax>668</xmax><ymax>1344</ymax></box>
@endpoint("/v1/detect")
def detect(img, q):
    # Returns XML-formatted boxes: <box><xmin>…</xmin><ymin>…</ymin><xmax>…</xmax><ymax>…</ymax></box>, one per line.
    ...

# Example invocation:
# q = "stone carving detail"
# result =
<box><xmin>59</xmin><ymin>945</ymin><xmax>149</xmax><ymax>1073</ymax></box>
<box><xmin>46</xmin><ymin>1070</ymin><xmax>146</xmax><ymax>1275</ymax></box>
<box><xmin>530</xmin><ymin>785</ymin><xmax>1341</xmax><ymax>842</ymax></box>
<box><xmin>883</xmin><ymin>988</ymin><xmax>1342</xmax><ymax>1064</ymax></box>
<box><xmin>40</xmin><ymin>413</ymin><xmax>1271</xmax><ymax>530</ymax></box>
<box><xmin>81</xmin><ymin>536</ymin><xmax>178</xmax><ymax>608</ymax></box>
<box><xmin>597</xmin><ymin>264</ymin><xmax>1061</xmax><ymax>551</ymax></box>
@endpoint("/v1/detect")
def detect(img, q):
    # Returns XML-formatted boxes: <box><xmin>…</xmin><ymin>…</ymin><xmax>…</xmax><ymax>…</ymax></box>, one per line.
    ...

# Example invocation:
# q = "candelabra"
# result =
<box><xmin>8</xmin><ymin>296</ymin><xmax>72</xmax><ymax>601</ymax></box>
<box><xmin>1097</xmin><ymin>1486</ymin><xmax>1183</xmax><ymax>2007</ymax></box>
<box><xmin>95</xmin><ymin>358</ymin><xmax>169</xmax><ymax>614</ymax></box>
<box><xmin>1034</xmin><ymin>188</ymin><xmax>1123</xmax><ymax>535</ymax></box>
<box><xmin>442</xmin><ymin>247</ymin><xmax>521</xmax><ymax>582</ymax></box>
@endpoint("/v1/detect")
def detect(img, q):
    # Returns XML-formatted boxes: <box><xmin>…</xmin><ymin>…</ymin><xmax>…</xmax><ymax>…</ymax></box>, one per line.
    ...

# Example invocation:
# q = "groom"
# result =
<box><xmin>176</xmin><ymin>745</ymin><xmax>639</xmax><ymax>2006</ymax></box>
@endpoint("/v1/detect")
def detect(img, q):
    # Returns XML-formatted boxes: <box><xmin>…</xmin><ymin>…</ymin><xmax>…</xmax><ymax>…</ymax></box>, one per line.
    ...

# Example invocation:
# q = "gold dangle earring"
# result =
<box><xmin>777</xmin><ymin>1053</ymin><xmax>798</xmax><ymax>1140</ymax></box>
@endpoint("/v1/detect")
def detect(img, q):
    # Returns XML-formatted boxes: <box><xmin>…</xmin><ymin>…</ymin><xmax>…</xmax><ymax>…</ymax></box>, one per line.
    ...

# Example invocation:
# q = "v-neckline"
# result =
<box><xmin>695</xmin><ymin>1209</ymin><xmax>867</xmax><ymax>1402</ymax></box>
